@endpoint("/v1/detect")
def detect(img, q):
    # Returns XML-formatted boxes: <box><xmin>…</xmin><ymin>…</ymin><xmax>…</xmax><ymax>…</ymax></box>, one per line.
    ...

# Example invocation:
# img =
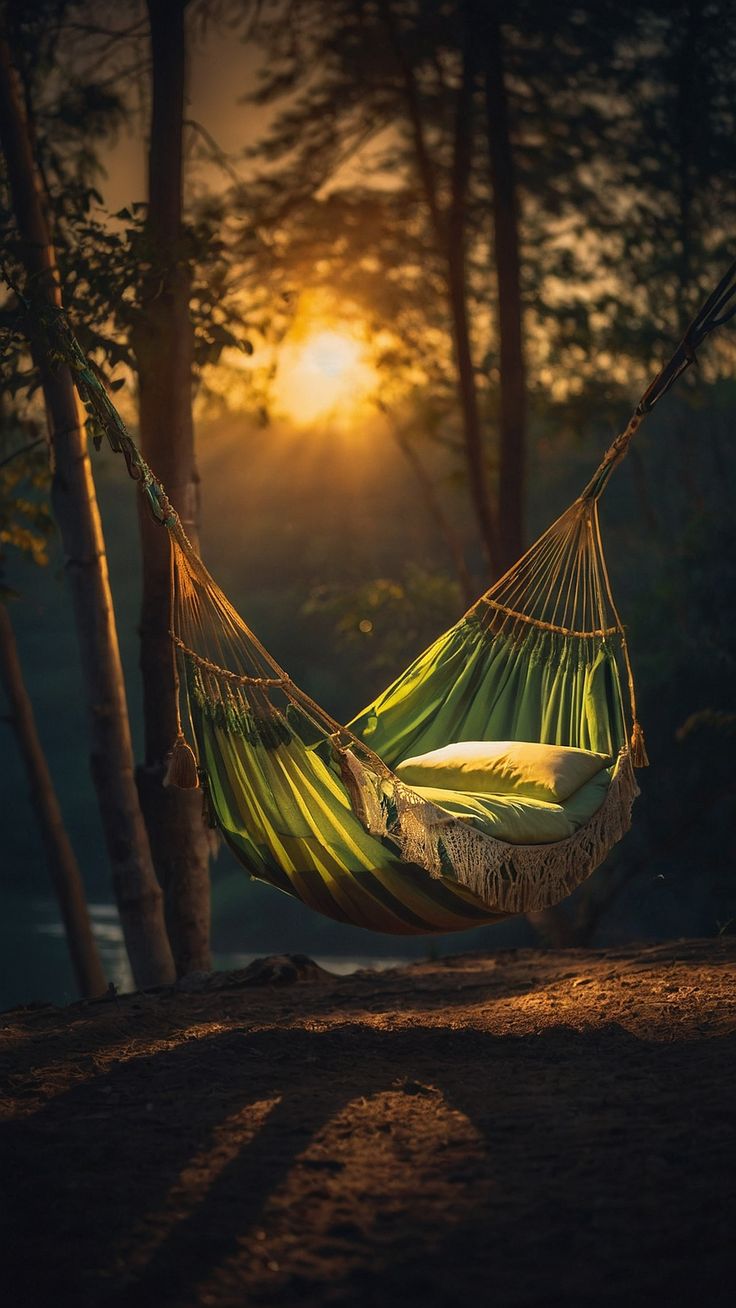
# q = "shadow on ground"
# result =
<box><xmin>2</xmin><ymin>944</ymin><xmax>734</xmax><ymax>1307</ymax></box>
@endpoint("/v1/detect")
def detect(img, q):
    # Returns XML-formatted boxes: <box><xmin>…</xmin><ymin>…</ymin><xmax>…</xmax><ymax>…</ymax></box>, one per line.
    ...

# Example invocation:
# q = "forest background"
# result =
<box><xmin>1</xmin><ymin>0</ymin><xmax>735</xmax><ymax>1007</ymax></box>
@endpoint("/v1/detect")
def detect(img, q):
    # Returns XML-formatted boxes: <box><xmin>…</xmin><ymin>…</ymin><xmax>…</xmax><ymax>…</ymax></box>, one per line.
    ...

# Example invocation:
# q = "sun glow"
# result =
<box><xmin>273</xmin><ymin>327</ymin><xmax>377</xmax><ymax>424</ymax></box>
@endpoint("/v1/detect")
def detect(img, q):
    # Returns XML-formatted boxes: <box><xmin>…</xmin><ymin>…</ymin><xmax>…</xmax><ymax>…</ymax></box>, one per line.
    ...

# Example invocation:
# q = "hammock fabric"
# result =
<box><xmin>47</xmin><ymin>264</ymin><xmax>736</xmax><ymax>935</ymax></box>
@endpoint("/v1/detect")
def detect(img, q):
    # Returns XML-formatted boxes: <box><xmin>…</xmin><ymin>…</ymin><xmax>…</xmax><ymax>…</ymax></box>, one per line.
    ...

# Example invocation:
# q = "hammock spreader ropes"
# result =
<box><xmin>34</xmin><ymin>261</ymin><xmax>736</xmax><ymax>932</ymax></box>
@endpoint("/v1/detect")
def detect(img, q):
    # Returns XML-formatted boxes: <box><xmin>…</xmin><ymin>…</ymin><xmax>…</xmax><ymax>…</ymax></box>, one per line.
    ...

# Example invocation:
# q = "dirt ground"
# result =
<box><xmin>1</xmin><ymin>937</ymin><xmax>734</xmax><ymax>1308</ymax></box>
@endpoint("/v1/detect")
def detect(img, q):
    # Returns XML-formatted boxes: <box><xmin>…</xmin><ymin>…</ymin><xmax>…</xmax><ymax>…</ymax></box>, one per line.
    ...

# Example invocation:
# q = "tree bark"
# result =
<box><xmin>483</xmin><ymin>10</ymin><xmax>562</xmax><ymax>944</ymax></box>
<box><xmin>446</xmin><ymin>3</ymin><xmax>499</xmax><ymax>576</ymax></box>
<box><xmin>484</xmin><ymin>7</ymin><xmax>526</xmax><ymax>574</ymax></box>
<box><xmin>130</xmin><ymin>0</ymin><xmax>212</xmax><ymax>975</ymax></box>
<box><xmin>0</xmin><ymin>602</ymin><xmax>107</xmax><ymax>998</ymax></box>
<box><xmin>380</xmin><ymin>0</ymin><xmax>499</xmax><ymax>577</ymax></box>
<box><xmin>0</xmin><ymin>34</ymin><xmax>175</xmax><ymax>989</ymax></box>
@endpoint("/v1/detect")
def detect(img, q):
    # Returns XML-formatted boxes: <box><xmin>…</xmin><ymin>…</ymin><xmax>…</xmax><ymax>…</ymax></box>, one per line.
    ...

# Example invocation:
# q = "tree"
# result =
<box><xmin>482</xmin><ymin>4</ymin><xmax>525</xmax><ymax>572</ymax></box>
<box><xmin>240</xmin><ymin>0</ymin><xmax>617</xmax><ymax>577</ymax></box>
<box><xmin>244</xmin><ymin>0</ymin><xmax>736</xmax><ymax>577</ymax></box>
<box><xmin>0</xmin><ymin>27</ymin><xmax>175</xmax><ymax>989</ymax></box>
<box><xmin>0</xmin><ymin>602</ymin><xmax>108</xmax><ymax>997</ymax></box>
<box><xmin>130</xmin><ymin>0</ymin><xmax>213</xmax><ymax>976</ymax></box>
<box><xmin>0</xmin><ymin>417</ymin><xmax>106</xmax><ymax>998</ymax></box>
<box><xmin>243</xmin><ymin>0</ymin><xmax>503</xmax><ymax>574</ymax></box>
<box><xmin>0</xmin><ymin>2</ymin><xmax>253</xmax><ymax>981</ymax></box>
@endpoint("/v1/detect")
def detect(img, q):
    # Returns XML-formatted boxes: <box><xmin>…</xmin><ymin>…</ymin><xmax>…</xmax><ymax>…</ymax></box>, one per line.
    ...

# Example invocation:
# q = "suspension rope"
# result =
<box><xmin>580</xmin><ymin>257</ymin><xmax>736</xmax><ymax>502</ymax></box>
<box><xmin>12</xmin><ymin>262</ymin><xmax>736</xmax><ymax>781</ymax></box>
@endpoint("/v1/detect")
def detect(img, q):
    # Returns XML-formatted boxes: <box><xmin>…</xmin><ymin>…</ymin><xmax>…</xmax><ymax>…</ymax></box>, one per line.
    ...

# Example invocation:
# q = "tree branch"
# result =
<box><xmin>377</xmin><ymin>0</ymin><xmax>445</xmax><ymax>244</ymax></box>
<box><xmin>0</xmin><ymin>435</ymin><xmax>44</xmax><ymax>472</ymax></box>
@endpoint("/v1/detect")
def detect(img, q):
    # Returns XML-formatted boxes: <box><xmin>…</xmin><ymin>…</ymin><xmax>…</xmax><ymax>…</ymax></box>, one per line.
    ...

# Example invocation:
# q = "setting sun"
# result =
<box><xmin>303</xmin><ymin>331</ymin><xmax>361</xmax><ymax>378</ymax></box>
<box><xmin>273</xmin><ymin>326</ymin><xmax>377</xmax><ymax>424</ymax></box>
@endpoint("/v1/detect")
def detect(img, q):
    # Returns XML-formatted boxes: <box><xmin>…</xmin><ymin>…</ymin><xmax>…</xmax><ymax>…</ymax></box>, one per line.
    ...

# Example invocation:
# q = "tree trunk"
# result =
<box><xmin>386</xmin><ymin>414</ymin><xmax>475</xmax><ymax>605</ymax></box>
<box><xmin>380</xmin><ymin>0</ymin><xmax>499</xmax><ymax>577</ymax></box>
<box><xmin>0</xmin><ymin>34</ymin><xmax>175</xmax><ymax>990</ymax></box>
<box><xmin>0</xmin><ymin>602</ymin><xmax>107</xmax><ymax>998</ymax></box>
<box><xmin>483</xmin><ymin>11</ymin><xmax>562</xmax><ymax>946</ymax></box>
<box><xmin>130</xmin><ymin>0</ymin><xmax>212</xmax><ymax>976</ymax></box>
<box><xmin>484</xmin><ymin>8</ymin><xmax>526</xmax><ymax>575</ymax></box>
<box><xmin>446</xmin><ymin>5</ymin><xmax>499</xmax><ymax>576</ymax></box>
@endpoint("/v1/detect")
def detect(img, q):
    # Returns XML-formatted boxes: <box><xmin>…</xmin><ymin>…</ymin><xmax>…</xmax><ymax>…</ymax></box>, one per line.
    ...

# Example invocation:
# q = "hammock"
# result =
<box><xmin>47</xmin><ymin>265</ymin><xmax>736</xmax><ymax>935</ymax></box>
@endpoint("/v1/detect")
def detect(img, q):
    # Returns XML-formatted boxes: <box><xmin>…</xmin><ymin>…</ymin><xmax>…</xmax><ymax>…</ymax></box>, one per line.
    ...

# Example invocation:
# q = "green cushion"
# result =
<box><xmin>561</xmin><ymin>767</ymin><xmax>613</xmax><ymax>827</ymax></box>
<box><xmin>414</xmin><ymin>766</ymin><xmax>613</xmax><ymax>846</ymax></box>
<box><xmin>414</xmin><ymin>786</ymin><xmax>575</xmax><ymax>845</ymax></box>
<box><xmin>396</xmin><ymin>739</ymin><xmax>611</xmax><ymax>804</ymax></box>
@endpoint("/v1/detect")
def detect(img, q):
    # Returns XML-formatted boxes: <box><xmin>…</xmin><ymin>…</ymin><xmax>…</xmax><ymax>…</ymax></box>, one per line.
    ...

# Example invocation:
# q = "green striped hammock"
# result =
<box><xmin>55</xmin><ymin>266</ymin><xmax>736</xmax><ymax>935</ymax></box>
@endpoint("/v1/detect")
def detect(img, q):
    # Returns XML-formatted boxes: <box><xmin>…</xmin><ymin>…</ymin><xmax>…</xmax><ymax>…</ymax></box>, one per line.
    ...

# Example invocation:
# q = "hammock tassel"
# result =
<box><xmin>164</xmin><ymin>732</ymin><xmax>200</xmax><ymax>789</ymax></box>
<box><xmin>630</xmin><ymin>721</ymin><xmax>649</xmax><ymax>769</ymax></box>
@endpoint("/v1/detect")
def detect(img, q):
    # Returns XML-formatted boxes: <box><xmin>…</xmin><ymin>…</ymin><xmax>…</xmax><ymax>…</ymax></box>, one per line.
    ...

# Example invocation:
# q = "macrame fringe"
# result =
<box><xmin>337</xmin><ymin>749</ymin><xmax>386</xmax><ymax>834</ymax></box>
<box><xmin>164</xmin><ymin>733</ymin><xmax>200</xmax><ymax>789</ymax></box>
<box><xmin>630</xmin><ymin>721</ymin><xmax>649</xmax><ymax>768</ymax></box>
<box><xmin>382</xmin><ymin>750</ymin><xmax>639</xmax><ymax>917</ymax></box>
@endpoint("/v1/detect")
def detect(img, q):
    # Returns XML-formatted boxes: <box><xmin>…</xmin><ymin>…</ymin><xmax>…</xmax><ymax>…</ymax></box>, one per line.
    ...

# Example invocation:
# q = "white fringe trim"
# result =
<box><xmin>345</xmin><ymin>747</ymin><xmax>639</xmax><ymax>916</ymax></box>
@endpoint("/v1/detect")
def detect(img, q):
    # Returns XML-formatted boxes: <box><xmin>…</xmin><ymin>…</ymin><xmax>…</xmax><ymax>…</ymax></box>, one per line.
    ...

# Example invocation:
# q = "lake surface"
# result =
<box><xmin>0</xmin><ymin>895</ymin><xmax>420</xmax><ymax>1010</ymax></box>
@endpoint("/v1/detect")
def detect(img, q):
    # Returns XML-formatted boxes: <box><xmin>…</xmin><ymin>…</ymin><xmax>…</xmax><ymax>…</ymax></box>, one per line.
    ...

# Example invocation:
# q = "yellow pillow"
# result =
<box><xmin>395</xmin><ymin>740</ymin><xmax>611</xmax><ymax>804</ymax></box>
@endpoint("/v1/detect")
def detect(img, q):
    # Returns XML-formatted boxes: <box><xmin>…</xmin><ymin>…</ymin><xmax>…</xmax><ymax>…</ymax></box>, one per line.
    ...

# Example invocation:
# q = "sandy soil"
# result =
<box><xmin>1</xmin><ymin>937</ymin><xmax>734</xmax><ymax>1308</ymax></box>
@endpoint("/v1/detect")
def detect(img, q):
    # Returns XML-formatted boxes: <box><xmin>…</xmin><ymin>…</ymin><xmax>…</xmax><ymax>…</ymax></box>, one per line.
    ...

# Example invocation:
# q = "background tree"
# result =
<box><xmin>48</xmin><ymin>1</ymin><xmax>257</xmax><ymax>976</ymax></box>
<box><xmin>243</xmin><ymin>0</ymin><xmax>736</xmax><ymax>553</ymax></box>
<box><xmin>0</xmin><ymin>1</ymin><xmax>254</xmax><ymax>980</ymax></box>
<box><xmin>238</xmin><ymin>0</ymin><xmax>736</xmax><ymax>943</ymax></box>
<box><xmin>130</xmin><ymin>0</ymin><xmax>213</xmax><ymax>976</ymax></box>
<box><xmin>0</xmin><ymin>20</ymin><xmax>175</xmax><ymax>988</ymax></box>
<box><xmin>0</xmin><ymin>415</ymin><xmax>107</xmax><ymax>997</ymax></box>
<box><xmin>238</xmin><ymin>0</ymin><xmax>630</xmax><ymax>577</ymax></box>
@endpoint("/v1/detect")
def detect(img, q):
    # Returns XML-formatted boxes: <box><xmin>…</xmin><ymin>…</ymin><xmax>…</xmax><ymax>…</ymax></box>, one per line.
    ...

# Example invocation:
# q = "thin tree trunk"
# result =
<box><xmin>130</xmin><ymin>0</ymin><xmax>211</xmax><ymax>976</ymax></box>
<box><xmin>386</xmin><ymin>415</ymin><xmax>475</xmax><ymax>605</ymax></box>
<box><xmin>446</xmin><ymin>3</ymin><xmax>499</xmax><ymax>576</ymax></box>
<box><xmin>484</xmin><ymin>8</ymin><xmax>526</xmax><ymax>574</ymax></box>
<box><xmin>0</xmin><ymin>34</ymin><xmax>175</xmax><ymax>989</ymax></box>
<box><xmin>483</xmin><ymin>10</ymin><xmax>563</xmax><ymax>946</ymax></box>
<box><xmin>380</xmin><ymin>0</ymin><xmax>499</xmax><ymax>577</ymax></box>
<box><xmin>0</xmin><ymin>602</ymin><xmax>107</xmax><ymax>998</ymax></box>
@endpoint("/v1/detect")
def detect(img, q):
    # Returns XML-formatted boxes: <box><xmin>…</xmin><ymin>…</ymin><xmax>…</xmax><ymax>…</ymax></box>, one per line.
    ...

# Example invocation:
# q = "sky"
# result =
<box><xmin>96</xmin><ymin>18</ymin><xmax>271</xmax><ymax>212</ymax></box>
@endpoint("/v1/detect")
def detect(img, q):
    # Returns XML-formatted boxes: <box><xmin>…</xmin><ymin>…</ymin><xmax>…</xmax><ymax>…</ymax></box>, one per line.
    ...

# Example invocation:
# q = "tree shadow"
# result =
<box><xmin>3</xmin><ymin>1015</ymin><xmax>734</xmax><ymax>1307</ymax></box>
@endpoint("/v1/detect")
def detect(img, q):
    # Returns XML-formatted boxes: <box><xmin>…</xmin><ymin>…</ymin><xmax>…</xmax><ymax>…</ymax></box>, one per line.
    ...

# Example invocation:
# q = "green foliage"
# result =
<box><xmin>623</xmin><ymin>507</ymin><xmax>736</xmax><ymax>922</ymax></box>
<box><xmin>0</xmin><ymin>414</ymin><xmax>53</xmax><ymax>582</ymax></box>
<box><xmin>303</xmin><ymin>563</ymin><xmax>461</xmax><ymax>678</ymax></box>
<box><xmin>0</xmin><ymin>3</ymin><xmax>257</xmax><ymax>417</ymax></box>
<box><xmin>243</xmin><ymin>0</ymin><xmax>736</xmax><ymax>419</ymax></box>
<box><xmin>0</xmin><ymin>196</ymin><xmax>255</xmax><ymax>404</ymax></box>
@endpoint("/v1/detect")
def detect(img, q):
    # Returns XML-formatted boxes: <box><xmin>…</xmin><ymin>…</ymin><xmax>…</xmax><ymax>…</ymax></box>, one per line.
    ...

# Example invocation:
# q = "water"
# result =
<box><xmin>37</xmin><ymin>902</ymin><xmax>410</xmax><ymax>985</ymax></box>
<box><xmin>0</xmin><ymin>896</ymin><xmax>415</xmax><ymax>1010</ymax></box>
